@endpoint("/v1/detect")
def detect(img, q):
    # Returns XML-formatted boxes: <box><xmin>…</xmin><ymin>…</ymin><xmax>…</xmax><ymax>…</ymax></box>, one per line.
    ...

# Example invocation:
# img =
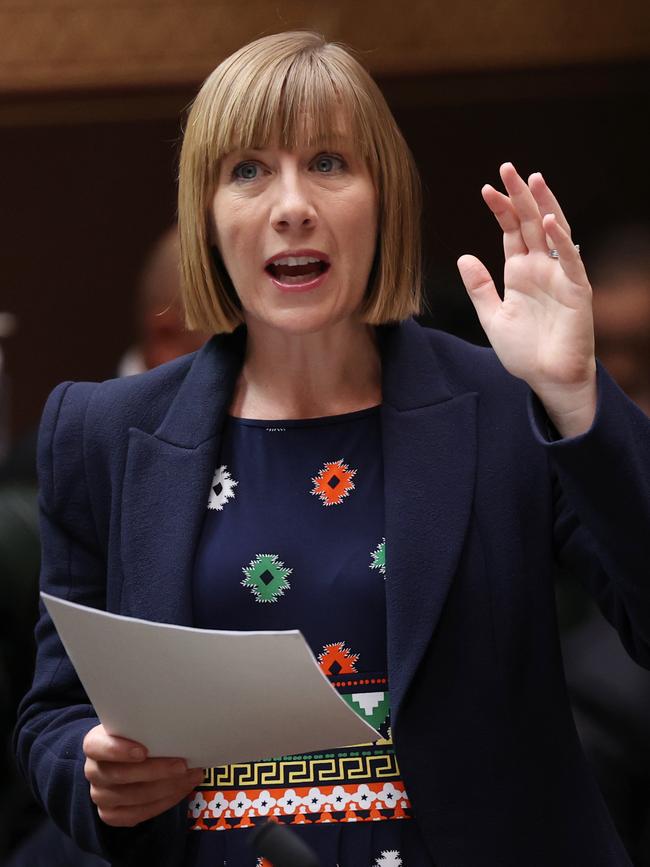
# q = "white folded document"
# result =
<box><xmin>41</xmin><ymin>592</ymin><xmax>381</xmax><ymax>768</ymax></box>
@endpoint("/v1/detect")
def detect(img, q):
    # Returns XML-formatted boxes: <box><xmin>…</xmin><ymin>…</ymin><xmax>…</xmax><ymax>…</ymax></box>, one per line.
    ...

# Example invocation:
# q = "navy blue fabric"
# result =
<box><xmin>193</xmin><ymin>409</ymin><xmax>386</xmax><ymax>640</ymax></box>
<box><xmin>189</xmin><ymin>409</ymin><xmax>431</xmax><ymax>865</ymax></box>
<box><xmin>14</xmin><ymin>319</ymin><xmax>650</xmax><ymax>866</ymax></box>
<box><xmin>182</xmin><ymin>820</ymin><xmax>432</xmax><ymax>867</ymax></box>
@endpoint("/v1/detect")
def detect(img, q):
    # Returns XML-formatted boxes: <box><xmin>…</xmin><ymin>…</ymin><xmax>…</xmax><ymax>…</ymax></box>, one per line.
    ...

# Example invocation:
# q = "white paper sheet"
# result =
<box><xmin>41</xmin><ymin>592</ymin><xmax>381</xmax><ymax>768</ymax></box>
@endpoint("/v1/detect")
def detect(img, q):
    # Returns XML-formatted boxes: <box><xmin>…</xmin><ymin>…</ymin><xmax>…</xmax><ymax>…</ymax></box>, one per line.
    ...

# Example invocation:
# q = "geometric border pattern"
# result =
<box><xmin>188</xmin><ymin>781</ymin><xmax>412</xmax><ymax>830</ymax></box>
<box><xmin>200</xmin><ymin>749</ymin><xmax>400</xmax><ymax>789</ymax></box>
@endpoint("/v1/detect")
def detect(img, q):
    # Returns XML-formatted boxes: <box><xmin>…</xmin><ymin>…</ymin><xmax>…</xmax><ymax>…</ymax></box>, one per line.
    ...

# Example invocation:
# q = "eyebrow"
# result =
<box><xmin>226</xmin><ymin>135</ymin><xmax>351</xmax><ymax>157</ymax></box>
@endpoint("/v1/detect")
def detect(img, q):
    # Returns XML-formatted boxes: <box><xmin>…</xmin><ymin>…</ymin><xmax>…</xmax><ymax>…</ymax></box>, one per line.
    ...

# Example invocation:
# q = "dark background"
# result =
<box><xmin>2</xmin><ymin>60</ymin><xmax>648</xmax><ymax>437</ymax></box>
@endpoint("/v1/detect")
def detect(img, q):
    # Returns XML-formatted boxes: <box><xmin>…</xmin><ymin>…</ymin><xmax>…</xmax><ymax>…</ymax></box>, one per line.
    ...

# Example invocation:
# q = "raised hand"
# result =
<box><xmin>457</xmin><ymin>162</ymin><xmax>597</xmax><ymax>438</ymax></box>
<box><xmin>83</xmin><ymin>724</ymin><xmax>204</xmax><ymax>827</ymax></box>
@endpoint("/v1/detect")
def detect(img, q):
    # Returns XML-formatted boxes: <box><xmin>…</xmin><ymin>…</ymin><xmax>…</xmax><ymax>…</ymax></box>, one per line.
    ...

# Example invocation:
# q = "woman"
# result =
<box><xmin>15</xmin><ymin>31</ymin><xmax>650</xmax><ymax>867</ymax></box>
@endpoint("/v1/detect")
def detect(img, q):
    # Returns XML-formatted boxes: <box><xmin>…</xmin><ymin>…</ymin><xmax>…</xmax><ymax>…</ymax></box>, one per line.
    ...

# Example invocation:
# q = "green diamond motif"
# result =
<box><xmin>370</xmin><ymin>538</ymin><xmax>386</xmax><ymax>575</ymax></box>
<box><xmin>242</xmin><ymin>554</ymin><xmax>292</xmax><ymax>603</ymax></box>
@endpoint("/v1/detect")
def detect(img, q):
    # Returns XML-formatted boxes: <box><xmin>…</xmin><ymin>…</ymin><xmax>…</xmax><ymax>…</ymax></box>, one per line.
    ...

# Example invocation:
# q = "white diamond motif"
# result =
<box><xmin>207</xmin><ymin>464</ymin><xmax>238</xmax><ymax>511</ymax></box>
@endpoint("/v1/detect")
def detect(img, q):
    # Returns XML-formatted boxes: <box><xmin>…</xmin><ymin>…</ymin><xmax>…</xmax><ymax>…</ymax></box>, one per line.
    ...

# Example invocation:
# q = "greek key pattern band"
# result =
<box><xmin>199</xmin><ymin>747</ymin><xmax>400</xmax><ymax>790</ymax></box>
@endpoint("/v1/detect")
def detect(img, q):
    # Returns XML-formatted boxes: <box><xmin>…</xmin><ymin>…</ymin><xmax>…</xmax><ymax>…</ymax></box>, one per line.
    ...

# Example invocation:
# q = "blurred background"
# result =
<box><xmin>1</xmin><ymin>0</ymin><xmax>649</xmax><ymax>864</ymax></box>
<box><xmin>1</xmin><ymin>0</ymin><xmax>649</xmax><ymax>439</ymax></box>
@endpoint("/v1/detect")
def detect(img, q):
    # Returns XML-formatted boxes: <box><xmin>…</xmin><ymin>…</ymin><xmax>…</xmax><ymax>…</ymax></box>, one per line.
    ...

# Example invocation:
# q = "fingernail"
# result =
<box><xmin>172</xmin><ymin>760</ymin><xmax>187</xmax><ymax>773</ymax></box>
<box><xmin>130</xmin><ymin>747</ymin><xmax>145</xmax><ymax>760</ymax></box>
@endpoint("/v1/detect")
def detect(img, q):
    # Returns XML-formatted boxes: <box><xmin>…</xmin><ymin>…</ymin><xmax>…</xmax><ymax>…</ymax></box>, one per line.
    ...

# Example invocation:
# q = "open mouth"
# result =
<box><xmin>265</xmin><ymin>256</ymin><xmax>330</xmax><ymax>286</ymax></box>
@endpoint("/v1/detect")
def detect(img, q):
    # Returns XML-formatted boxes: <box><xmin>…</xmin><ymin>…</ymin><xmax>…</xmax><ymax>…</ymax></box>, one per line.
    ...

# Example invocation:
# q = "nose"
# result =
<box><xmin>270</xmin><ymin>168</ymin><xmax>317</xmax><ymax>233</ymax></box>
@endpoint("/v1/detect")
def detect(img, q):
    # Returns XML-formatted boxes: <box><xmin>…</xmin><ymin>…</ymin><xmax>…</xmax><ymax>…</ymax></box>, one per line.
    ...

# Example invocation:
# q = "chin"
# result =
<box><xmin>252</xmin><ymin>306</ymin><xmax>363</xmax><ymax>338</ymax></box>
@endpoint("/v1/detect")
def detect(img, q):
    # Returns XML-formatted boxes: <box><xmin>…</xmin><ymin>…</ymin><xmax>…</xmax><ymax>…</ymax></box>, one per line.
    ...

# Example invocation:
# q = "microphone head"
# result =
<box><xmin>249</xmin><ymin>820</ymin><xmax>321</xmax><ymax>867</ymax></box>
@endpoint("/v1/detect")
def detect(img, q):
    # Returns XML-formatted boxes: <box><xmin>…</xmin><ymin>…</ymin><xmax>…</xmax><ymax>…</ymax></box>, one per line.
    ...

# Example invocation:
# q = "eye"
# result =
<box><xmin>312</xmin><ymin>154</ymin><xmax>345</xmax><ymax>174</ymax></box>
<box><xmin>232</xmin><ymin>162</ymin><xmax>260</xmax><ymax>181</ymax></box>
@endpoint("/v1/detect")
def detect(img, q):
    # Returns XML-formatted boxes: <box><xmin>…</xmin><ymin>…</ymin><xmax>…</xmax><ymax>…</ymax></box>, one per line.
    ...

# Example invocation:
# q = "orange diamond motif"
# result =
<box><xmin>311</xmin><ymin>459</ymin><xmax>357</xmax><ymax>506</ymax></box>
<box><xmin>318</xmin><ymin>641</ymin><xmax>359</xmax><ymax>675</ymax></box>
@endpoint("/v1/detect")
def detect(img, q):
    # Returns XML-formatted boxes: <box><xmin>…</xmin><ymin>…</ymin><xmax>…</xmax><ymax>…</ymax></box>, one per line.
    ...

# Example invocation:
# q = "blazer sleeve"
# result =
<box><xmin>13</xmin><ymin>381</ymin><xmax>183</xmax><ymax>866</ymax></box>
<box><xmin>530</xmin><ymin>363</ymin><xmax>650</xmax><ymax>667</ymax></box>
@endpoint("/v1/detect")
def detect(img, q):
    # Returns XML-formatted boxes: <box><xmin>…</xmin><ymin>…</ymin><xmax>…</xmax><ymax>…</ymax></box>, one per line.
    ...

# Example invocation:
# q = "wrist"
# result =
<box><xmin>533</xmin><ymin>371</ymin><xmax>598</xmax><ymax>439</ymax></box>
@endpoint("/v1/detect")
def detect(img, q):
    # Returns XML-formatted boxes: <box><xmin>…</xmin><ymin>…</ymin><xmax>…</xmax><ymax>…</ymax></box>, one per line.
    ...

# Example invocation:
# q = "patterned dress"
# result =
<box><xmin>185</xmin><ymin>407</ymin><xmax>433</xmax><ymax>867</ymax></box>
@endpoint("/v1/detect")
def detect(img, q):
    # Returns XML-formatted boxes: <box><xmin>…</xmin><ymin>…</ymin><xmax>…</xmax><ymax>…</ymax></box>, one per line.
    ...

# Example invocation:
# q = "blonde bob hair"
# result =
<box><xmin>178</xmin><ymin>31</ymin><xmax>422</xmax><ymax>333</ymax></box>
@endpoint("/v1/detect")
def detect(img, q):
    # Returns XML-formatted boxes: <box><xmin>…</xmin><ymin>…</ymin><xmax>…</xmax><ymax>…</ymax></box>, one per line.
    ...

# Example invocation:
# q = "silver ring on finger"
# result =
<box><xmin>548</xmin><ymin>243</ymin><xmax>580</xmax><ymax>259</ymax></box>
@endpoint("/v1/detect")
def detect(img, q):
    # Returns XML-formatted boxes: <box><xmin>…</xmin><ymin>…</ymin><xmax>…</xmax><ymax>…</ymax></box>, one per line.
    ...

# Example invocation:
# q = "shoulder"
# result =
<box><xmin>37</xmin><ymin>352</ymin><xmax>197</xmax><ymax>503</ymax></box>
<box><xmin>89</xmin><ymin>351</ymin><xmax>197</xmax><ymax>434</ymax></box>
<box><xmin>42</xmin><ymin>351</ymin><xmax>195</xmax><ymax>445</ymax></box>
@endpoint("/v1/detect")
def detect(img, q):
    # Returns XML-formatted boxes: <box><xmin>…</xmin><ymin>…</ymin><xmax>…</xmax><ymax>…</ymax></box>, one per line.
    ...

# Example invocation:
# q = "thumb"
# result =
<box><xmin>457</xmin><ymin>254</ymin><xmax>501</xmax><ymax>334</ymax></box>
<box><xmin>83</xmin><ymin>724</ymin><xmax>148</xmax><ymax>762</ymax></box>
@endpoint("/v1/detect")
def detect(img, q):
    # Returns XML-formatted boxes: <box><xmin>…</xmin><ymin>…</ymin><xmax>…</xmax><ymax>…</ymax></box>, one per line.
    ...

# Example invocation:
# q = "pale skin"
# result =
<box><xmin>83</xmin><ymin>159</ymin><xmax>597</xmax><ymax>827</ymax></box>
<box><xmin>458</xmin><ymin>162</ymin><xmax>597</xmax><ymax>438</ymax></box>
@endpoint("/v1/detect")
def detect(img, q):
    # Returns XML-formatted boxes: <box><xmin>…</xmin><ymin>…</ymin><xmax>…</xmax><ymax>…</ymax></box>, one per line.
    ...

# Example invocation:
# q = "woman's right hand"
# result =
<box><xmin>83</xmin><ymin>724</ymin><xmax>205</xmax><ymax>827</ymax></box>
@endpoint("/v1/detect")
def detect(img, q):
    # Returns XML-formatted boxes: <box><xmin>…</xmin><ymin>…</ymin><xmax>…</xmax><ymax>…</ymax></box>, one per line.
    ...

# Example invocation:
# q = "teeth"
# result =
<box><xmin>272</xmin><ymin>255</ymin><xmax>322</xmax><ymax>266</ymax></box>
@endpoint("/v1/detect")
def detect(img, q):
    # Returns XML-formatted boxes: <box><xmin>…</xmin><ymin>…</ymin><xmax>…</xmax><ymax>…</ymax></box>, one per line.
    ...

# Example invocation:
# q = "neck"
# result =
<box><xmin>229</xmin><ymin>318</ymin><xmax>382</xmax><ymax>419</ymax></box>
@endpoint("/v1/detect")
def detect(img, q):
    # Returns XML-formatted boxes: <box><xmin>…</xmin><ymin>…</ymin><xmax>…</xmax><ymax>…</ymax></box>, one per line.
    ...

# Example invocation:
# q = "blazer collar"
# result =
<box><xmin>378</xmin><ymin>317</ymin><xmax>454</xmax><ymax>410</ymax></box>
<box><xmin>118</xmin><ymin>329</ymin><xmax>244</xmax><ymax>624</ymax></box>
<box><xmin>142</xmin><ymin>319</ymin><xmax>452</xmax><ymax>449</ymax></box>
<box><xmin>152</xmin><ymin>316</ymin><xmax>455</xmax><ymax>446</ymax></box>
<box><xmin>154</xmin><ymin>325</ymin><xmax>247</xmax><ymax>448</ymax></box>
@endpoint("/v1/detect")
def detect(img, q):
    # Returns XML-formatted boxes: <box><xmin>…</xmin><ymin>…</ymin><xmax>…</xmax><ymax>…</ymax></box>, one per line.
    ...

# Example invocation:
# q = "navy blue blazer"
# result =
<box><xmin>15</xmin><ymin>319</ymin><xmax>650</xmax><ymax>866</ymax></box>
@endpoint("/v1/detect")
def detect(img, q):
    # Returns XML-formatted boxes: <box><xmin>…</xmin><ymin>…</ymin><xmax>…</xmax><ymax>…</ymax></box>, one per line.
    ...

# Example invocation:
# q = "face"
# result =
<box><xmin>210</xmin><ymin>137</ymin><xmax>378</xmax><ymax>337</ymax></box>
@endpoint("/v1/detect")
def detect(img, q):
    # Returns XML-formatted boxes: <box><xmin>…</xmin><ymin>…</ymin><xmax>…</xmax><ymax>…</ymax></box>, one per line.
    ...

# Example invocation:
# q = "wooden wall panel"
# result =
<box><xmin>1</xmin><ymin>0</ymin><xmax>649</xmax><ymax>94</ymax></box>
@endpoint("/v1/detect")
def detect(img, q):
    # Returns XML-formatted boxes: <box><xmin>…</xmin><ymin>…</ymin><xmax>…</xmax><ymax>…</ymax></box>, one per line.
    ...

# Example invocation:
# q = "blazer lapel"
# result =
<box><xmin>117</xmin><ymin>318</ymin><xmax>477</xmax><ymax>716</ymax></box>
<box><xmin>119</xmin><ymin>329</ymin><xmax>245</xmax><ymax>625</ymax></box>
<box><xmin>380</xmin><ymin>321</ymin><xmax>478</xmax><ymax>724</ymax></box>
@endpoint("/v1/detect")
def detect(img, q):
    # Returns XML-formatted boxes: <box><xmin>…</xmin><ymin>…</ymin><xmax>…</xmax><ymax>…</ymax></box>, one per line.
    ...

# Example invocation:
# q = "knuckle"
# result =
<box><xmin>97</xmin><ymin>807</ymin><xmax>119</xmax><ymax>826</ymax></box>
<box><xmin>94</xmin><ymin>786</ymin><xmax>119</xmax><ymax>809</ymax></box>
<box><xmin>101</xmin><ymin>763</ymin><xmax>126</xmax><ymax>785</ymax></box>
<box><xmin>102</xmin><ymin>765</ymin><xmax>119</xmax><ymax>784</ymax></box>
<box><xmin>98</xmin><ymin>806</ymin><xmax>140</xmax><ymax>828</ymax></box>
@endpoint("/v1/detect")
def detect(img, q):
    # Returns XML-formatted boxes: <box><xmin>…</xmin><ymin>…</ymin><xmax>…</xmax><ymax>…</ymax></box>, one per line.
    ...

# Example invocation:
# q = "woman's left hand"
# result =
<box><xmin>457</xmin><ymin>162</ymin><xmax>597</xmax><ymax>438</ymax></box>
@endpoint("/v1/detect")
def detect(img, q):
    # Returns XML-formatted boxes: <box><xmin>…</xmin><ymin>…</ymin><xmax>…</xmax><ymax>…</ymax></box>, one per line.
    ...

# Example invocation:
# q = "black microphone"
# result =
<box><xmin>249</xmin><ymin>820</ymin><xmax>321</xmax><ymax>867</ymax></box>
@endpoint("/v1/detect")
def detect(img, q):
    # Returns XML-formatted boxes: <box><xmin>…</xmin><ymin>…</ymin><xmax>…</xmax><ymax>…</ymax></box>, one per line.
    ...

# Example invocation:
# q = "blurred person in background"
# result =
<box><xmin>118</xmin><ymin>225</ymin><xmax>208</xmax><ymax>377</ymax></box>
<box><xmin>590</xmin><ymin>224</ymin><xmax>650</xmax><ymax>416</ymax></box>
<box><xmin>1</xmin><ymin>225</ymin><xmax>205</xmax><ymax>866</ymax></box>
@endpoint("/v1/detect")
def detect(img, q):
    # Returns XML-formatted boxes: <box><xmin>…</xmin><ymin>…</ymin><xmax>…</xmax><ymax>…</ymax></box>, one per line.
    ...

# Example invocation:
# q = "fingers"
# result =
<box><xmin>498</xmin><ymin>163</ymin><xmax>547</xmax><ymax>253</ymax></box>
<box><xmin>96</xmin><ymin>785</ymin><xmax>199</xmax><ymax>828</ymax></box>
<box><xmin>481</xmin><ymin>185</ymin><xmax>525</xmax><ymax>259</ymax></box>
<box><xmin>83</xmin><ymin>723</ymin><xmax>205</xmax><ymax>828</ymax></box>
<box><xmin>90</xmin><ymin>767</ymin><xmax>203</xmax><ymax>810</ymax></box>
<box><xmin>85</xmin><ymin>755</ymin><xmax>192</xmax><ymax>786</ymax></box>
<box><xmin>528</xmin><ymin>172</ymin><xmax>572</xmax><ymax>236</ymax></box>
<box><xmin>542</xmin><ymin>214</ymin><xmax>588</xmax><ymax>287</ymax></box>
<box><xmin>83</xmin><ymin>724</ymin><xmax>148</xmax><ymax>763</ymax></box>
<box><xmin>86</xmin><ymin>759</ymin><xmax>204</xmax><ymax>827</ymax></box>
<box><xmin>457</xmin><ymin>254</ymin><xmax>501</xmax><ymax>333</ymax></box>
<box><xmin>482</xmin><ymin>163</ymin><xmax>573</xmax><ymax>259</ymax></box>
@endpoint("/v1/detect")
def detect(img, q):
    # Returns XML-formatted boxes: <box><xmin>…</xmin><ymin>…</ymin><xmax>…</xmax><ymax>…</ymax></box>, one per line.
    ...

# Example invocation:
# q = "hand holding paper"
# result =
<box><xmin>82</xmin><ymin>724</ymin><xmax>204</xmax><ymax>827</ymax></box>
<box><xmin>42</xmin><ymin>593</ymin><xmax>380</xmax><ymax>769</ymax></box>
